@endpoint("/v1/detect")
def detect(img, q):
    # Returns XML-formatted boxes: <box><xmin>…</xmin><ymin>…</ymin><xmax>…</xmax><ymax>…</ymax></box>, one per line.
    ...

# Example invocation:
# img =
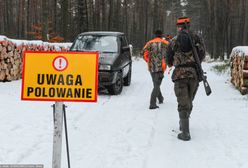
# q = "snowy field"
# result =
<box><xmin>0</xmin><ymin>59</ymin><xmax>248</xmax><ymax>168</ymax></box>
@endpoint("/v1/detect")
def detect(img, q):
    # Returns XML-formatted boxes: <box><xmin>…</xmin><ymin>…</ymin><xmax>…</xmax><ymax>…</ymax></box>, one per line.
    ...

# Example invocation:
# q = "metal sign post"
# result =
<box><xmin>52</xmin><ymin>102</ymin><xmax>64</xmax><ymax>168</ymax></box>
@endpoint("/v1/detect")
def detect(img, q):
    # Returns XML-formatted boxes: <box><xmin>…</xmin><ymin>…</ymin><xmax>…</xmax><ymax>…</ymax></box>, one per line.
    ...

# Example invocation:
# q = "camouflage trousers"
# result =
<box><xmin>150</xmin><ymin>71</ymin><xmax>164</xmax><ymax>107</ymax></box>
<box><xmin>174</xmin><ymin>78</ymin><xmax>199</xmax><ymax>119</ymax></box>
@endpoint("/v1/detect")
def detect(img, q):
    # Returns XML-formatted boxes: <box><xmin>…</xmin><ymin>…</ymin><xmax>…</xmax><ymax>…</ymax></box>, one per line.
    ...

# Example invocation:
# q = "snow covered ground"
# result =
<box><xmin>0</xmin><ymin>59</ymin><xmax>248</xmax><ymax>168</ymax></box>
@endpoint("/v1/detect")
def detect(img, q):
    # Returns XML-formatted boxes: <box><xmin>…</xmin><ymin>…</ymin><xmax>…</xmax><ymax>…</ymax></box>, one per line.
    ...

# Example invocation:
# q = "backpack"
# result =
<box><xmin>177</xmin><ymin>30</ymin><xmax>205</xmax><ymax>62</ymax></box>
<box><xmin>176</xmin><ymin>31</ymin><xmax>192</xmax><ymax>53</ymax></box>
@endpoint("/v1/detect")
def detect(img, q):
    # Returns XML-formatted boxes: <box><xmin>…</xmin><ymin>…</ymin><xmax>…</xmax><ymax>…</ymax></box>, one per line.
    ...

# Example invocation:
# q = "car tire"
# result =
<box><xmin>107</xmin><ymin>72</ymin><xmax>123</xmax><ymax>95</ymax></box>
<box><xmin>124</xmin><ymin>64</ymin><xmax>132</xmax><ymax>86</ymax></box>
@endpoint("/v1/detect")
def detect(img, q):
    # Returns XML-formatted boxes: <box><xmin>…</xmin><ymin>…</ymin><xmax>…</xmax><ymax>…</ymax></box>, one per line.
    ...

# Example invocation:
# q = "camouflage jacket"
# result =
<box><xmin>141</xmin><ymin>37</ymin><xmax>169</xmax><ymax>72</ymax></box>
<box><xmin>166</xmin><ymin>30</ymin><xmax>206</xmax><ymax>82</ymax></box>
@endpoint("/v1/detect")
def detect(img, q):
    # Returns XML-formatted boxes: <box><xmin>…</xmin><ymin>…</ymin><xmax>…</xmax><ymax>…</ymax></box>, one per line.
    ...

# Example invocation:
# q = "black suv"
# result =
<box><xmin>70</xmin><ymin>31</ymin><xmax>132</xmax><ymax>95</ymax></box>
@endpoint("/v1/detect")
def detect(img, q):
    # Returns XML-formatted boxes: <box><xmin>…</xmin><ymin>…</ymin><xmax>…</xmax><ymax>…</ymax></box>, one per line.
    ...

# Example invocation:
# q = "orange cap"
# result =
<box><xmin>177</xmin><ymin>17</ymin><xmax>190</xmax><ymax>25</ymax></box>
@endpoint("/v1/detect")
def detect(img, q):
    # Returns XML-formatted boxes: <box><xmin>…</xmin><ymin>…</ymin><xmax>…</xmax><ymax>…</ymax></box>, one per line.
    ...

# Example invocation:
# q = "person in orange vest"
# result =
<box><xmin>165</xmin><ymin>34</ymin><xmax>173</xmax><ymax>42</ymax></box>
<box><xmin>141</xmin><ymin>30</ymin><xmax>169</xmax><ymax>109</ymax></box>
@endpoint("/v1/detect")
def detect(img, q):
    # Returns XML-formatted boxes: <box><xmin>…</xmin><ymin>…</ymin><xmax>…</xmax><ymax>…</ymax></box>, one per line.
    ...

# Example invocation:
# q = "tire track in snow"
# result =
<box><xmin>65</xmin><ymin>59</ymin><xmax>160</xmax><ymax>168</ymax></box>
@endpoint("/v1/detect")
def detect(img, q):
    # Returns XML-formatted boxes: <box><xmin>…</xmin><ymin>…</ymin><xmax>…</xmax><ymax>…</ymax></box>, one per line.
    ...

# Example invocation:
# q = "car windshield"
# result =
<box><xmin>71</xmin><ymin>35</ymin><xmax>118</xmax><ymax>53</ymax></box>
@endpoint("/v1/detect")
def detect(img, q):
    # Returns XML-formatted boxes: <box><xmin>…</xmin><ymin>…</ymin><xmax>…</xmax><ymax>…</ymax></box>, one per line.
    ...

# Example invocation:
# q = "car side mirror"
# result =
<box><xmin>121</xmin><ymin>46</ymin><xmax>130</xmax><ymax>53</ymax></box>
<box><xmin>129</xmin><ymin>44</ymin><xmax>133</xmax><ymax>57</ymax></box>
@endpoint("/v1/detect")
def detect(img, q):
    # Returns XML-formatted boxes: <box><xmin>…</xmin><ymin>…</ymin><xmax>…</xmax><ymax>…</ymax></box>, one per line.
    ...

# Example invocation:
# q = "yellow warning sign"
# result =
<box><xmin>21</xmin><ymin>51</ymin><xmax>98</xmax><ymax>102</ymax></box>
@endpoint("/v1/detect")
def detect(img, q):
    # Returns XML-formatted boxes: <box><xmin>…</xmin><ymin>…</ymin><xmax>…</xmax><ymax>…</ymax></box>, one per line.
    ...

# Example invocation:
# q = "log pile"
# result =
<box><xmin>0</xmin><ymin>38</ymin><xmax>71</xmax><ymax>82</ymax></box>
<box><xmin>230</xmin><ymin>46</ymin><xmax>248</xmax><ymax>95</ymax></box>
<box><xmin>0</xmin><ymin>41</ymin><xmax>22</xmax><ymax>81</ymax></box>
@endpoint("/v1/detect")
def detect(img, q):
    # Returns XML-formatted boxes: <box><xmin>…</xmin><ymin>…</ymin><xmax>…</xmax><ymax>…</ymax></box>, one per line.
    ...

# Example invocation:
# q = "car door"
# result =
<box><xmin>119</xmin><ymin>35</ymin><xmax>131</xmax><ymax>77</ymax></box>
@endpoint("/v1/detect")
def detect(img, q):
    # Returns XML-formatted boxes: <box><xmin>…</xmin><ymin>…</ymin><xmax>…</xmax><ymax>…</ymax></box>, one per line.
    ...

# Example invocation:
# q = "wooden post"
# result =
<box><xmin>52</xmin><ymin>102</ymin><xmax>64</xmax><ymax>168</ymax></box>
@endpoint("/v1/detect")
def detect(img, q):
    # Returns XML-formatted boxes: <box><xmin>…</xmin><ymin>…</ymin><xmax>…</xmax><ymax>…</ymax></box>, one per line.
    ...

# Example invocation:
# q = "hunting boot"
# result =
<box><xmin>177</xmin><ymin>118</ymin><xmax>191</xmax><ymax>141</ymax></box>
<box><xmin>179</xmin><ymin>113</ymin><xmax>191</xmax><ymax>131</ymax></box>
<box><xmin>179</xmin><ymin>119</ymin><xmax>182</xmax><ymax>131</ymax></box>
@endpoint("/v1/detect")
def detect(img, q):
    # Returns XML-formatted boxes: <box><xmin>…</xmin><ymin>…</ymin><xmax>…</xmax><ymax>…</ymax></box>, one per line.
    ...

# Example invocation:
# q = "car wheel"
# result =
<box><xmin>107</xmin><ymin>72</ymin><xmax>123</xmax><ymax>95</ymax></box>
<box><xmin>124</xmin><ymin>64</ymin><xmax>132</xmax><ymax>86</ymax></box>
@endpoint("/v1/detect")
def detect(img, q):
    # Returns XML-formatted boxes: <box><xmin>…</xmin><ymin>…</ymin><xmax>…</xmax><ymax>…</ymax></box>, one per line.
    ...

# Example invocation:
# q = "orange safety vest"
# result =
<box><xmin>143</xmin><ymin>37</ymin><xmax>169</xmax><ymax>72</ymax></box>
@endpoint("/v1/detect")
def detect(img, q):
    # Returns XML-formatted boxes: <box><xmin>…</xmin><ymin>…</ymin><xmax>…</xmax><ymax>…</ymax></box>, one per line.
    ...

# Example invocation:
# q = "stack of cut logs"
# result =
<box><xmin>0</xmin><ymin>39</ymin><xmax>71</xmax><ymax>82</ymax></box>
<box><xmin>0</xmin><ymin>41</ymin><xmax>22</xmax><ymax>81</ymax></box>
<box><xmin>230</xmin><ymin>47</ymin><xmax>248</xmax><ymax>95</ymax></box>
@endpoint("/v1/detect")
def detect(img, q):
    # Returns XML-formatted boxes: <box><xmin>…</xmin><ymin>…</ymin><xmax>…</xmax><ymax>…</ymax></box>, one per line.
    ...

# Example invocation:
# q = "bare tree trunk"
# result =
<box><xmin>61</xmin><ymin>0</ymin><xmax>68</xmax><ymax>40</ymax></box>
<box><xmin>42</xmin><ymin>0</ymin><xmax>49</xmax><ymax>41</ymax></box>
<box><xmin>108</xmin><ymin>0</ymin><xmax>113</xmax><ymax>30</ymax></box>
<box><xmin>0</xmin><ymin>1</ymin><xmax>4</xmax><ymax>34</ymax></box>
<box><xmin>144</xmin><ymin>0</ymin><xmax>149</xmax><ymax>41</ymax></box>
<box><xmin>244</xmin><ymin>0</ymin><xmax>248</xmax><ymax>44</ymax></box>
<box><xmin>78</xmin><ymin>0</ymin><xmax>88</xmax><ymax>33</ymax></box>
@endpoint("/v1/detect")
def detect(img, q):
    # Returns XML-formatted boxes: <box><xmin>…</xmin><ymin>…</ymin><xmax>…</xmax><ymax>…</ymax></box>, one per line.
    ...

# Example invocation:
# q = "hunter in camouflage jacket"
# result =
<box><xmin>166</xmin><ymin>29</ymin><xmax>206</xmax><ymax>82</ymax></box>
<box><xmin>141</xmin><ymin>37</ymin><xmax>169</xmax><ymax>73</ymax></box>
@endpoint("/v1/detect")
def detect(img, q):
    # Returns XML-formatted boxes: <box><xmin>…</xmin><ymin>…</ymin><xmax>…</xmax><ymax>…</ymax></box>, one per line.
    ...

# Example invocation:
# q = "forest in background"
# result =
<box><xmin>0</xmin><ymin>0</ymin><xmax>248</xmax><ymax>59</ymax></box>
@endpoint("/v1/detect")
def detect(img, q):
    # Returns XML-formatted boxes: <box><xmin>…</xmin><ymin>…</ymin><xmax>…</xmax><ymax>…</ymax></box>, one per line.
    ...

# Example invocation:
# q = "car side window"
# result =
<box><xmin>120</xmin><ymin>35</ymin><xmax>128</xmax><ymax>47</ymax></box>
